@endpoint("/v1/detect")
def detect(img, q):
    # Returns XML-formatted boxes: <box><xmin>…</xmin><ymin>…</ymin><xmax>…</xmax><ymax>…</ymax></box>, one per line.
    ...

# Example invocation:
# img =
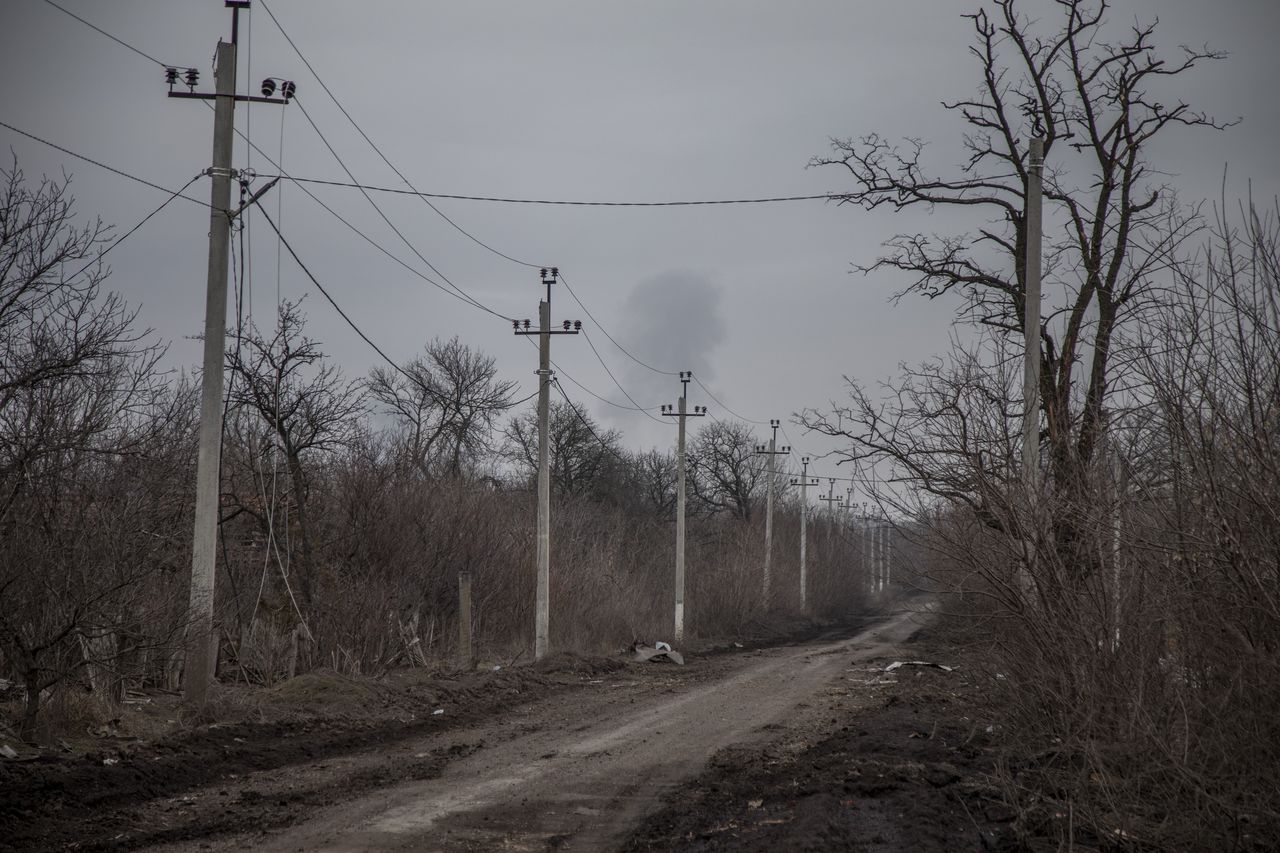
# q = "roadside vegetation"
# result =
<box><xmin>0</xmin><ymin>154</ymin><xmax>868</xmax><ymax>745</ymax></box>
<box><xmin>806</xmin><ymin>0</ymin><xmax>1279</xmax><ymax>848</ymax></box>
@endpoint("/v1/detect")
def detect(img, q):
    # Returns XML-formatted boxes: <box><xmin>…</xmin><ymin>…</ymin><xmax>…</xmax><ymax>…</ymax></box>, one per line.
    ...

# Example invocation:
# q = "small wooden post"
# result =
<box><xmin>458</xmin><ymin>572</ymin><xmax>474</xmax><ymax>671</ymax></box>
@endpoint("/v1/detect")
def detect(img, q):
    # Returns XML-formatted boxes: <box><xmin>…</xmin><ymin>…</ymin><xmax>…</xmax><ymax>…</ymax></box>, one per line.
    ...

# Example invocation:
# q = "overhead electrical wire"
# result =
<box><xmin>694</xmin><ymin>376</ymin><xmax>770</xmax><ymax>426</ymax></box>
<box><xmin>34</xmin><ymin>0</ymin><xmax>798</xmax><ymax>450</ymax></box>
<box><xmin>0</xmin><ymin>119</ymin><xmax>210</xmax><ymax>207</ymax></box>
<box><xmin>512</xmin><ymin>334</ymin><xmax>651</xmax><ymax>416</ymax></box>
<box><xmin>556</xmin><ymin>271</ymin><xmax>680</xmax><ymax>378</ymax></box>
<box><xmin>551</xmin><ymin>380</ymin><xmax>633</xmax><ymax>466</ymax></box>
<box><xmin>66</xmin><ymin>173</ymin><xmax>204</xmax><ymax>282</ymax></box>
<box><xmin>253</xmin><ymin>204</ymin><xmax>414</xmax><ymax>384</ymax></box>
<box><xmin>580</xmin><ymin>329</ymin><xmax>667</xmax><ymax>424</ymax></box>
<box><xmin>256</xmin><ymin>1</ymin><xmax>541</xmax><ymax>292</ymax></box>
<box><xmin>273</xmin><ymin>175</ymin><xmax>837</xmax><ymax>207</ymax></box>
<box><xmin>260</xmin><ymin>0</ymin><xmax>544</xmax><ymax>271</ymax></box>
<box><xmin>227</xmin><ymin>120</ymin><xmax>517</xmax><ymax>321</ymax></box>
<box><xmin>253</xmin><ymin>0</ymin><xmax>789</xmax><ymax>431</ymax></box>
<box><xmin>253</xmin><ymin>200</ymin><xmax>536</xmax><ymax>407</ymax></box>
<box><xmin>290</xmin><ymin>96</ymin><xmax>508</xmax><ymax>321</ymax></box>
<box><xmin>40</xmin><ymin>0</ymin><xmax>172</xmax><ymax>68</ymax></box>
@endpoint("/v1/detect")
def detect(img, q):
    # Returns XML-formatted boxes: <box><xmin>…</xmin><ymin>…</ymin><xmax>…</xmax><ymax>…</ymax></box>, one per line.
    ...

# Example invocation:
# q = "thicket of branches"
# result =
<box><xmin>807</xmin><ymin>0</ymin><xmax>1277</xmax><ymax>847</ymax></box>
<box><xmin>0</xmin><ymin>162</ymin><xmax>875</xmax><ymax>741</ymax></box>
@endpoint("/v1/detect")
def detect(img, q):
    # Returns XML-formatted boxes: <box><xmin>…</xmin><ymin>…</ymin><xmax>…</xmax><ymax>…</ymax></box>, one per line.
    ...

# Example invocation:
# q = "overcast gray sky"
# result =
<box><xmin>3</xmin><ymin>0</ymin><xmax>1277</xmax><ymax>489</ymax></box>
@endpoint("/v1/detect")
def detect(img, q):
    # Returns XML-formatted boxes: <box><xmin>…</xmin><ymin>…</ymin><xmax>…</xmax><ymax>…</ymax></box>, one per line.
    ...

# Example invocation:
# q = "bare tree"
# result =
<box><xmin>503</xmin><ymin>398</ymin><xmax>625</xmax><ymax>499</ymax></box>
<box><xmin>688</xmin><ymin>420</ymin><xmax>764</xmax><ymax>521</ymax></box>
<box><xmin>632</xmin><ymin>448</ymin><xmax>677</xmax><ymax>518</ymax></box>
<box><xmin>225</xmin><ymin>300</ymin><xmax>365</xmax><ymax>605</ymax></box>
<box><xmin>0</xmin><ymin>160</ymin><xmax>178</xmax><ymax>740</ymax></box>
<box><xmin>807</xmin><ymin>0</ymin><xmax>1227</xmax><ymax>570</ymax></box>
<box><xmin>368</xmin><ymin>337</ymin><xmax>516</xmax><ymax>478</ymax></box>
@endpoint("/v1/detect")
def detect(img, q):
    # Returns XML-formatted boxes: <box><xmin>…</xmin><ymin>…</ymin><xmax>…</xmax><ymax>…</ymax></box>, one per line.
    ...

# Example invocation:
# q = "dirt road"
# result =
<box><xmin>138</xmin><ymin>606</ymin><xmax>931</xmax><ymax>852</ymax></box>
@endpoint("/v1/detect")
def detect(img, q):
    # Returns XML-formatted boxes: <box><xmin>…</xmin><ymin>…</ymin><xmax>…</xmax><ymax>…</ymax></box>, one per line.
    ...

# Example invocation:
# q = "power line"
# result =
<box><xmin>67</xmin><ymin>173</ymin><xmax>204</xmax><ymax>282</ymax></box>
<box><xmin>0</xmin><ymin>119</ymin><xmax>210</xmax><ymax>206</ymax></box>
<box><xmin>580</xmin><ymin>329</ymin><xmax>667</xmax><ymax>424</ymax></box>
<box><xmin>253</xmin><ymin>203</ymin><xmax>413</xmax><ymax>384</ymax></box>
<box><xmin>557</xmin><ymin>271</ymin><xmax>680</xmax><ymax>378</ymax></box>
<box><xmin>274</xmin><ymin>175</ymin><xmax>837</xmax><ymax>207</ymax></box>
<box><xmin>551</xmin><ymin>380</ymin><xmax>633</xmax><ymax>466</ymax></box>
<box><xmin>40</xmin><ymin>0</ymin><xmax>172</xmax><ymax>67</ymax></box>
<box><xmin>290</xmin><ymin>97</ymin><xmax>507</xmax><ymax>321</ymax></box>
<box><xmin>259</xmin><ymin>0</ymin><xmax>544</xmax><ymax>271</ymax></box>
<box><xmin>256</xmin><ymin>0</ymin><xmax>548</xmax><ymax>279</ymax></box>
<box><xmin>693</xmin><ymin>376</ymin><xmax>770</xmax><ymax>426</ymax></box>
<box><xmin>513</xmin><ymin>334</ymin><xmax>649</xmax><ymax>415</ymax></box>
<box><xmin>224</xmin><ymin>114</ymin><xmax>518</xmax><ymax>322</ymax></box>
<box><xmin>257</xmin><ymin>0</ymin><xmax>710</xmax><ymax>411</ymax></box>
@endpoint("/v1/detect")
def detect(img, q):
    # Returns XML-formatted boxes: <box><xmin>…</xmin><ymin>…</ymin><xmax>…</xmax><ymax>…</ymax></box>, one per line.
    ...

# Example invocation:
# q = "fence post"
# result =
<box><xmin>458</xmin><ymin>572</ymin><xmax>474</xmax><ymax>671</ymax></box>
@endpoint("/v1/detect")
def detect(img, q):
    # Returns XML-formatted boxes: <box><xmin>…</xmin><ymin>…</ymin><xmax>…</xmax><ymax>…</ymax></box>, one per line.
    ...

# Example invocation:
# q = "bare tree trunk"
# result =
<box><xmin>20</xmin><ymin>667</ymin><xmax>40</xmax><ymax>742</ymax></box>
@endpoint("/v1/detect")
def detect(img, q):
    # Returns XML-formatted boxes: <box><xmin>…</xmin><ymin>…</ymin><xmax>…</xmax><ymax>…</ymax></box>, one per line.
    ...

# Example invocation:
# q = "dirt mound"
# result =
<box><xmin>267</xmin><ymin>670</ymin><xmax>380</xmax><ymax>706</ymax></box>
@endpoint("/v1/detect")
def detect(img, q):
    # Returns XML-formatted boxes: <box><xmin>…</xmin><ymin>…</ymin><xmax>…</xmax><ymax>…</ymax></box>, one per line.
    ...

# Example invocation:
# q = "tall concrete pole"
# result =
<box><xmin>1021</xmin><ymin>137</ymin><xmax>1045</xmax><ymax>487</ymax></box>
<box><xmin>535</xmin><ymin>297</ymin><xmax>551</xmax><ymax>659</ymax></box>
<box><xmin>882</xmin><ymin>523</ymin><xmax>892</xmax><ymax>593</ymax></box>
<box><xmin>764</xmin><ymin>435</ymin><xmax>776</xmax><ymax>600</ymax></box>
<box><xmin>663</xmin><ymin>373</ymin><xmax>705</xmax><ymax>643</ymax></box>
<box><xmin>755</xmin><ymin>420</ymin><xmax>789</xmax><ymax>607</ymax></box>
<box><xmin>860</xmin><ymin>505</ymin><xmax>870</xmax><ymax>594</ymax></box>
<box><xmin>818</xmin><ymin>479</ymin><xmax>842</xmax><ymax>547</ymax></box>
<box><xmin>795</xmin><ymin>457</ymin><xmax>815</xmax><ymax>612</ymax></box>
<box><xmin>675</xmin><ymin>393</ymin><xmax>688</xmax><ymax>639</ymax></box>
<box><xmin>512</xmin><ymin>268</ymin><xmax>579</xmax><ymax>661</ymax></box>
<box><xmin>185</xmin><ymin>39</ymin><xmax>237</xmax><ymax>709</ymax></box>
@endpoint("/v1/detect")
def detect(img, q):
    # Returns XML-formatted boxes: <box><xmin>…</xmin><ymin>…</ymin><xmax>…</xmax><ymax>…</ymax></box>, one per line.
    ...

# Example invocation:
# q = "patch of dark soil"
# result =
<box><xmin>621</xmin><ymin>652</ymin><xmax>1019</xmax><ymax>853</ymax></box>
<box><xmin>0</xmin><ymin>662</ymin><xmax>604</xmax><ymax>851</ymax></box>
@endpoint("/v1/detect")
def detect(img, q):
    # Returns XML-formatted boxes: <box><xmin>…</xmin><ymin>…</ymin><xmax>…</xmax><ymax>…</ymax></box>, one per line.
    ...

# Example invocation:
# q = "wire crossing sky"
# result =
<box><xmin>3</xmin><ymin>0</ymin><xmax>1277</xmax><ymax>485</ymax></box>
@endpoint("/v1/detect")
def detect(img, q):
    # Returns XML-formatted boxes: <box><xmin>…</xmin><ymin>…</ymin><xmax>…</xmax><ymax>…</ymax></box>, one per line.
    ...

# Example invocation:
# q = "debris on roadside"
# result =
<box><xmin>0</xmin><ymin>743</ymin><xmax>18</xmax><ymax>759</ymax></box>
<box><xmin>633</xmin><ymin>641</ymin><xmax>685</xmax><ymax>665</ymax></box>
<box><xmin>885</xmin><ymin>661</ymin><xmax>953</xmax><ymax>673</ymax></box>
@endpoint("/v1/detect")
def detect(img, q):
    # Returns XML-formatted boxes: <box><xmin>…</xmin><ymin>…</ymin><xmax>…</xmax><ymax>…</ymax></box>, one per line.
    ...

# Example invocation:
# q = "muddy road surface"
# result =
<box><xmin>199</xmin><ymin>607</ymin><xmax>926</xmax><ymax>845</ymax></box>
<box><xmin>122</xmin><ymin>607</ymin><xmax>929</xmax><ymax>852</ymax></box>
<box><xmin>8</xmin><ymin>604</ymin><xmax>1015</xmax><ymax>852</ymax></box>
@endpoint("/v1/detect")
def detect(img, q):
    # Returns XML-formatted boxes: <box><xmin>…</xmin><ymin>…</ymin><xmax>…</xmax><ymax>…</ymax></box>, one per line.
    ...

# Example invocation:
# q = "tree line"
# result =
<box><xmin>804</xmin><ymin>0</ymin><xmax>1278</xmax><ymax>846</ymax></box>
<box><xmin>0</xmin><ymin>168</ymin><xmax>872</xmax><ymax>740</ymax></box>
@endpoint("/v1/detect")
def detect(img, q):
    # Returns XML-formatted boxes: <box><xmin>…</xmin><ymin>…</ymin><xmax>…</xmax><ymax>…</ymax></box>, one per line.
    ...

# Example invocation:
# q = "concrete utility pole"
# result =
<box><xmin>661</xmin><ymin>373</ymin><xmax>707</xmax><ymax>643</ymax></box>
<box><xmin>789</xmin><ymin>458</ymin><xmax>818</xmax><ymax>612</ymax></box>
<box><xmin>818</xmin><ymin>478</ymin><xmax>843</xmax><ymax>546</ymax></box>
<box><xmin>1022</xmin><ymin>137</ymin><xmax>1045</xmax><ymax>487</ymax></box>
<box><xmin>861</xmin><ymin>503</ymin><xmax>873</xmax><ymax>594</ymax></box>
<box><xmin>754</xmin><ymin>420</ymin><xmax>790</xmax><ymax>605</ymax></box>
<box><xmin>169</xmin><ymin>0</ymin><xmax>295</xmax><ymax>709</ymax></box>
<box><xmin>880</xmin><ymin>521</ymin><xmax>892</xmax><ymax>594</ymax></box>
<box><xmin>513</xmin><ymin>268</ymin><xmax>580</xmax><ymax>660</ymax></box>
